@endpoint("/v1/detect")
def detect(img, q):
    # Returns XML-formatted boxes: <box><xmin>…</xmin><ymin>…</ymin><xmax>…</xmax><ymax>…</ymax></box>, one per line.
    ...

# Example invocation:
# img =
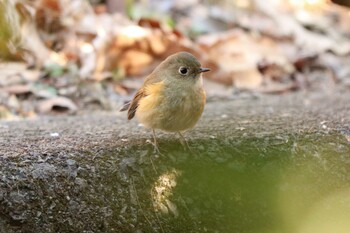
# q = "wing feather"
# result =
<box><xmin>120</xmin><ymin>71</ymin><xmax>162</xmax><ymax>120</ymax></box>
<box><xmin>120</xmin><ymin>102</ymin><xmax>130</xmax><ymax>112</ymax></box>
<box><xmin>127</xmin><ymin>88</ymin><xmax>145</xmax><ymax>120</ymax></box>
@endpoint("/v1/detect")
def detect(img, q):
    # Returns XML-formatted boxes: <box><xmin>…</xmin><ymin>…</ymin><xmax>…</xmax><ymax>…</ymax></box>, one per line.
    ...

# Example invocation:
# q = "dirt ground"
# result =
<box><xmin>0</xmin><ymin>88</ymin><xmax>349</xmax><ymax>232</ymax></box>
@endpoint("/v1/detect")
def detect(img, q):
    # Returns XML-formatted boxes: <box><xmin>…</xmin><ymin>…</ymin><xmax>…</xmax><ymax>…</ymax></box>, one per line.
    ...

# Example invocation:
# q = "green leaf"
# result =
<box><xmin>44</xmin><ymin>63</ymin><xmax>65</xmax><ymax>77</ymax></box>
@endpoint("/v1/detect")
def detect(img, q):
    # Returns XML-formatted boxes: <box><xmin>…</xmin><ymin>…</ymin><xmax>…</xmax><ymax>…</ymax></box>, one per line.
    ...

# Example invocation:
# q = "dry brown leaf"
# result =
<box><xmin>93</xmin><ymin>4</ymin><xmax>107</xmax><ymax>14</ymax></box>
<box><xmin>252</xmin><ymin>0</ymin><xmax>350</xmax><ymax>55</ymax></box>
<box><xmin>0</xmin><ymin>105</ymin><xmax>14</xmax><ymax>120</ymax></box>
<box><xmin>37</xmin><ymin>96</ymin><xmax>77</xmax><ymax>114</ymax></box>
<box><xmin>147</xmin><ymin>30</ymin><xmax>167</xmax><ymax>56</ymax></box>
<box><xmin>114</xmin><ymin>34</ymin><xmax>138</xmax><ymax>49</ymax></box>
<box><xmin>232</xmin><ymin>68</ymin><xmax>263</xmax><ymax>89</ymax></box>
<box><xmin>113</xmin><ymin>84</ymin><xmax>129</xmax><ymax>96</ymax></box>
<box><xmin>21</xmin><ymin>7</ymin><xmax>64</xmax><ymax>66</ymax></box>
<box><xmin>198</xmin><ymin>30</ymin><xmax>291</xmax><ymax>88</ymax></box>
<box><xmin>317</xmin><ymin>53</ymin><xmax>350</xmax><ymax>82</ymax></box>
<box><xmin>7</xmin><ymin>94</ymin><xmax>20</xmax><ymax>109</ymax></box>
<box><xmin>160</xmin><ymin>35</ymin><xmax>202</xmax><ymax>62</ymax></box>
<box><xmin>105</xmin><ymin>27</ymin><xmax>200</xmax><ymax>77</ymax></box>
<box><xmin>35</xmin><ymin>0</ymin><xmax>62</xmax><ymax>33</ymax></box>
<box><xmin>119</xmin><ymin>50</ymin><xmax>154</xmax><ymax>76</ymax></box>
<box><xmin>258</xmin><ymin>61</ymin><xmax>292</xmax><ymax>82</ymax></box>
<box><xmin>90</xmin><ymin>72</ymin><xmax>113</xmax><ymax>82</ymax></box>
<box><xmin>0</xmin><ymin>62</ymin><xmax>40</xmax><ymax>86</ymax></box>
<box><xmin>1</xmin><ymin>85</ymin><xmax>32</xmax><ymax>95</ymax></box>
<box><xmin>56</xmin><ymin>11</ymin><xmax>200</xmax><ymax>78</ymax></box>
<box><xmin>138</xmin><ymin>18</ymin><xmax>162</xmax><ymax>29</ymax></box>
<box><xmin>0</xmin><ymin>62</ymin><xmax>27</xmax><ymax>75</ymax></box>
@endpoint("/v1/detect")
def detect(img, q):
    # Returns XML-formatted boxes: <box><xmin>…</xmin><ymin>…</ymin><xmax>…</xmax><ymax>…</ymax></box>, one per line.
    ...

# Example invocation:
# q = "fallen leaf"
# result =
<box><xmin>119</xmin><ymin>50</ymin><xmax>154</xmax><ymax>76</ymax></box>
<box><xmin>138</xmin><ymin>18</ymin><xmax>162</xmax><ymax>29</ymax></box>
<box><xmin>293</xmin><ymin>55</ymin><xmax>318</xmax><ymax>72</ymax></box>
<box><xmin>252</xmin><ymin>0</ymin><xmax>350</xmax><ymax>55</ymax></box>
<box><xmin>7</xmin><ymin>94</ymin><xmax>20</xmax><ymax>109</ymax></box>
<box><xmin>37</xmin><ymin>97</ymin><xmax>77</xmax><ymax>114</ymax></box>
<box><xmin>0</xmin><ymin>62</ymin><xmax>40</xmax><ymax>86</ymax></box>
<box><xmin>57</xmin><ymin>85</ymin><xmax>78</xmax><ymax>96</ymax></box>
<box><xmin>31</xmin><ymin>84</ymin><xmax>58</xmax><ymax>99</ymax></box>
<box><xmin>232</xmin><ymin>68</ymin><xmax>263</xmax><ymax>89</ymax></box>
<box><xmin>0</xmin><ymin>105</ymin><xmax>13</xmax><ymax>120</ymax></box>
<box><xmin>258</xmin><ymin>61</ymin><xmax>293</xmax><ymax>82</ymax></box>
<box><xmin>198</xmin><ymin>29</ymin><xmax>290</xmax><ymax>88</ymax></box>
<box><xmin>113</xmin><ymin>84</ymin><xmax>129</xmax><ymax>96</ymax></box>
<box><xmin>147</xmin><ymin>29</ymin><xmax>167</xmax><ymax>56</ymax></box>
<box><xmin>1</xmin><ymin>85</ymin><xmax>31</xmax><ymax>95</ymax></box>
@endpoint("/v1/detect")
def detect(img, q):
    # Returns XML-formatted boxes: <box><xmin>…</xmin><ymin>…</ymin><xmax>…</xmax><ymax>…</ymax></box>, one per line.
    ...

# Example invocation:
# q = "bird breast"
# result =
<box><xmin>136</xmin><ymin>79</ymin><xmax>206</xmax><ymax>132</ymax></box>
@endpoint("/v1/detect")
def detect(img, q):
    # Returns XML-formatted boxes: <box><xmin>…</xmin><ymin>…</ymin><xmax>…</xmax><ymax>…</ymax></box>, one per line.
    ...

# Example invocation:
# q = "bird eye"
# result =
<box><xmin>178</xmin><ymin>67</ymin><xmax>189</xmax><ymax>75</ymax></box>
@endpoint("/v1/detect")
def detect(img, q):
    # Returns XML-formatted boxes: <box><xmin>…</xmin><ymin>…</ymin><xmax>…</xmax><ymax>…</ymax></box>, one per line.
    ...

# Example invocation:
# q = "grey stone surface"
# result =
<box><xmin>0</xmin><ymin>90</ymin><xmax>349</xmax><ymax>232</ymax></box>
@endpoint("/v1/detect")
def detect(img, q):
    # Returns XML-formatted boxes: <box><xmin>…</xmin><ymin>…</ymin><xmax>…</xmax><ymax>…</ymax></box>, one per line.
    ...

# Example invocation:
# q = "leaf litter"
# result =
<box><xmin>0</xmin><ymin>0</ymin><xmax>350</xmax><ymax>120</ymax></box>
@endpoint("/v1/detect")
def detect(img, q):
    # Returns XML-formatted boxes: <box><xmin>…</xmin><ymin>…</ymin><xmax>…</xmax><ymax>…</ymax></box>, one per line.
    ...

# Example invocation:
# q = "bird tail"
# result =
<box><xmin>119</xmin><ymin>102</ymin><xmax>130</xmax><ymax>112</ymax></box>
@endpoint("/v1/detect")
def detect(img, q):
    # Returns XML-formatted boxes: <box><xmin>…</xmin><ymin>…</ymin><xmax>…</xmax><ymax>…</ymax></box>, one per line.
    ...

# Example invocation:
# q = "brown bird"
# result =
<box><xmin>120</xmin><ymin>52</ymin><xmax>210</xmax><ymax>151</ymax></box>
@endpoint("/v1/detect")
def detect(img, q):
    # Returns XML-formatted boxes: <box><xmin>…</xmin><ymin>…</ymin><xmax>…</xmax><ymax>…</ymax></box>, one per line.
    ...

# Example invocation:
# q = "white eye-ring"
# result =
<box><xmin>178</xmin><ymin>66</ymin><xmax>189</xmax><ymax>75</ymax></box>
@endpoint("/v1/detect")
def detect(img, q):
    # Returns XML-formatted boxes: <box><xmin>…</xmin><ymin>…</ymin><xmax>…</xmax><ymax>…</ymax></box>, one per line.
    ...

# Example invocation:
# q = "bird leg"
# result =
<box><xmin>178</xmin><ymin>131</ymin><xmax>192</xmax><ymax>152</ymax></box>
<box><xmin>151</xmin><ymin>129</ymin><xmax>161</xmax><ymax>154</ymax></box>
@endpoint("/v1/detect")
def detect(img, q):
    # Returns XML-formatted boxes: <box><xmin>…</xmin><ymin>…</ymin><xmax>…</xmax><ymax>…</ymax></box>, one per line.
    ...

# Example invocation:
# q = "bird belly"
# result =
<box><xmin>136</xmin><ymin>85</ymin><xmax>205</xmax><ymax>132</ymax></box>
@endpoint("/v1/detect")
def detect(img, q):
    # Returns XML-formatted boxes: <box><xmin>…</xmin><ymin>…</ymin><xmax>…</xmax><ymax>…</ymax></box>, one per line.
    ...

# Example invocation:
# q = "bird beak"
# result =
<box><xmin>198</xmin><ymin>68</ymin><xmax>210</xmax><ymax>73</ymax></box>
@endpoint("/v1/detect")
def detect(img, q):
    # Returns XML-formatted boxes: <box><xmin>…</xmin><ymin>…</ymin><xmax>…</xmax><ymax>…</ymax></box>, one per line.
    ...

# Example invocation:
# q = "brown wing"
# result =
<box><xmin>126</xmin><ymin>88</ymin><xmax>145</xmax><ymax>120</ymax></box>
<box><xmin>120</xmin><ymin>102</ymin><xmax>130</xmax><ymax>112</ymax></box>
<box><xmin>120</xmin><ymin>72</ymin><xmax>162</xmax><ymax>120</ymax></box>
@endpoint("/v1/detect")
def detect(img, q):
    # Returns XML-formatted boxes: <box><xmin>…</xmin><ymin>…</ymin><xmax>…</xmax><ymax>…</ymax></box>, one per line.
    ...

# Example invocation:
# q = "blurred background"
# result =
<box><xmin>1</xmin><ymin>0</ymin><xmax>350</xmax><ymax>120</ymax></box>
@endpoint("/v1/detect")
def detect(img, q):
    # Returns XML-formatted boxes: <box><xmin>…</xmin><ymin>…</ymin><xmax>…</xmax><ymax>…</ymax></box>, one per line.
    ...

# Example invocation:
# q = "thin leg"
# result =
<box><xmin>152</xmin><ymin>129</ymin><xmax>157</xmax><ymax>147</ymax></box>
<box><xmin>152</xmin><ymin>129</ymin><xmax>161</xmax><ymax>154</ymax></box>
<box><xmin>178</xmin><ymin>131</ymin><xmax>192</xmax><ymax>152</ymax></box>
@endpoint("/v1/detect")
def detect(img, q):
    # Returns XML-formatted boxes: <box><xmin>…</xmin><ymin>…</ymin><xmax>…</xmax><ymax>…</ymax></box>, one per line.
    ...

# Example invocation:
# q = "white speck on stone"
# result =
<box><xmin>221</xmin><ymin>114</ymin><xmax>228</xmax><ymax>118</ymax></box>
<box><xmin>210</xmin><ymin>135</ymin><xmax>216</xmax><ymax>139</ymax></box>
<box><xmin>320</xmin><ymin>121</ymin><xmax>328</xmax><ymax>129</ymax></box>
<box><xmin>50</xmin><ymin>132</ymin><xmax>59</xmax><ymax>137</ymax></box>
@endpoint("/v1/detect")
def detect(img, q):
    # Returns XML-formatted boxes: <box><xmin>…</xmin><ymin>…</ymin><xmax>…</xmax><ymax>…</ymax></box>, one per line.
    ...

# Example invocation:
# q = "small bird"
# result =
<box><xmin>120</xmin><ymin>52</ymin><xmax>210</xmax><ymax>150</ymax></box>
